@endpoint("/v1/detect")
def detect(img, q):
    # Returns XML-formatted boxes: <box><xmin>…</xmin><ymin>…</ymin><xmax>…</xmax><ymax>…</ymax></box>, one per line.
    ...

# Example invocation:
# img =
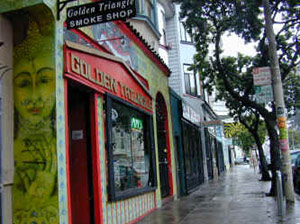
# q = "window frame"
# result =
<box><xmin>179</xmin><ymin>21</ymin><xmax>193</xmax><ymax>43</ymax></box>
<box><xmin>135</xmin><ymin>0</ymin><xmax>156</xmax><ymax>25</ymax></box>
<box><xmin>105</xmin><ymin>93</ymin><xmax>157</xmax><ymax>201</ymax></box>
<box><xmin>183</xmin><ymin>64</ymin><xmax>198</xmax><ymax>96</ymax></box>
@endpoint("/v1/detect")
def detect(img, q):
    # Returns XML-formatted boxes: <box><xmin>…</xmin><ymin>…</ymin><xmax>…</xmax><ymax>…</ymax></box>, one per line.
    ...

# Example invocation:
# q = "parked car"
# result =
<box><xmin>291</xmin><ymin>149</ymin><xmax>300</xmax><ymax>167</ymax></box>
<box><xmin>235</xmin><ymin>157</ymin><xmax>248</xmax><ymax>165</ymax></box>
<box><xmin>266</xmin><ymin>150</ymin><xmax>300</xmax><ymax>170</ymax></box>
<box><xmin>292</xmin><ymin>154</ymin><xmax>300</xmax><ymax>193</ymax></box>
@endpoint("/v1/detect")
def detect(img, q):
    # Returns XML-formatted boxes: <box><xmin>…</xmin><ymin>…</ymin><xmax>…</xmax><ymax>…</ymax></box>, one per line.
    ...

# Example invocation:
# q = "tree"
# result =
<box><xmin>173</xmin><ymin>0</ymin><xmax>300</xmax><ymax>197</ymax></box>
<box><xmin>224</xmin><ymin>95</ymin><xmax>270</xmax><ymax>180</ymax></box>
<box><xmin>237</xmin><ymin>110</ymin><xmax>270</xmax><ymax>181</ymax></box>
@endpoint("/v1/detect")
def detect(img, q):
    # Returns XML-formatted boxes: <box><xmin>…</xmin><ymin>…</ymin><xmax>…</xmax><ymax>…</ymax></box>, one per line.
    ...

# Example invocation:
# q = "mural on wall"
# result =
<box><xmin>92</xmin><ymin>22</ymin><xmax>139</xmax><ymax>70</ymax></box>
<box><xmin>12</xmin><ymin>13</ymin><xmax>58</xmax><ymax>223</ymax></box>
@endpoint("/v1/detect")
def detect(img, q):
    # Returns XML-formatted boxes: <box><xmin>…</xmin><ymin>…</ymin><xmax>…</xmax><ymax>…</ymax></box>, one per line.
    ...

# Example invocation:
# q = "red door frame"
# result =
<box><xmin>64</xmin><ymin>80</ymin><xmax>72</xmax><ymax>224</ymax></box>
<box><xmin>64</xmin><ymin>80</ymin><xmax>103</xmax><ymax>224</ymax></box>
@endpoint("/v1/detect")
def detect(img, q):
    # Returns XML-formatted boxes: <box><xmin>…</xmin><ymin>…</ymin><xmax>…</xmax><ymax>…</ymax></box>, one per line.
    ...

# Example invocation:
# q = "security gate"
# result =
<box><xmin>156</xmin><ymin>94</ymin><xmax>170</xmax><ymax>198</ymax></box>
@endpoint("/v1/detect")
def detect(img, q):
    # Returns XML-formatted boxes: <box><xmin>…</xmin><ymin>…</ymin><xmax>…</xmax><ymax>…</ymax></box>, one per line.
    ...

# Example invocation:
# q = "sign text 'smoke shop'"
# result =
<box><xmin>66</xmin><ymin>0</ymin><xmax>136</xmax><ymax>29</ymax></box>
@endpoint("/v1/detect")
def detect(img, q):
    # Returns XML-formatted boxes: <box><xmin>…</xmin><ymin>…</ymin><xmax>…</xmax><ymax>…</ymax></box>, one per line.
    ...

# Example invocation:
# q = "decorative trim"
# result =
<box><xmin>65</xmin><ymin>40</ymin><xmax>153</xmax><ymax>98</ymax></box>
<box><xmin>115</xmin><ymin>21</ymin><xmax>171</xmax><ymax>76</ymax></box>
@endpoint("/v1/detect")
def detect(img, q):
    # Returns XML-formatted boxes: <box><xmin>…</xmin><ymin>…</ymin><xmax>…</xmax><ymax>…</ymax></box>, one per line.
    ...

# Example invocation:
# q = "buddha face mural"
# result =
<box><xmin>14</xmin><ymin>53</ymin><xmax>55</xmax><ymax>128</ymax></box>
<box><xmin>12</xmin><ymin>14</ymin><xmax>58</xmax><ymax>224</ymax></box>
<box><xmin>13</xmin><ymin>19</ymin><xmax>55</xmax><ymax>133</ymax></box>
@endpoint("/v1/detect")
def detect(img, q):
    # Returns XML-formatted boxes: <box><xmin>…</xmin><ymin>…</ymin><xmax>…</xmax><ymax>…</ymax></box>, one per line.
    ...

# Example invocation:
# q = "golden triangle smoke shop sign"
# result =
<box><xmin>66</xmin><ymin>0</ymin><xmax>136</xmax><ymax>29</ymax></box>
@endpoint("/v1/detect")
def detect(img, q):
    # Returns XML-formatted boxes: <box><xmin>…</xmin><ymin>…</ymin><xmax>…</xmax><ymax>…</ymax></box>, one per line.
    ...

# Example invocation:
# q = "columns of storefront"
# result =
<box><xmin>0</xmin><ymin>14</ymin><xmax>13</xmax><ymax>224</ymax></box>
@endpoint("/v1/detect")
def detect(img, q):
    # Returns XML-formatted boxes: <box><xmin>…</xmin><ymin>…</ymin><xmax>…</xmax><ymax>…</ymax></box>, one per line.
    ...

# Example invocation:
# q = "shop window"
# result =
<box><xmin>184</xmin><ymin>64</ymin><xmax>198</xmax><ymax>96</ymax></box>
<box><xmin>106</xmin><ymin>96</ymin><xmax>156</xmax><ymax>201</ymax></box>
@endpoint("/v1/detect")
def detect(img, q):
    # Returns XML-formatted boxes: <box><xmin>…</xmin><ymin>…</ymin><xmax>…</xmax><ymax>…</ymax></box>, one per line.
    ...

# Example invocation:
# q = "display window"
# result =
<box><xmin>106</xmin><ymin>95</ymin><xmax>156</xmax><ymax>201</ymax></box>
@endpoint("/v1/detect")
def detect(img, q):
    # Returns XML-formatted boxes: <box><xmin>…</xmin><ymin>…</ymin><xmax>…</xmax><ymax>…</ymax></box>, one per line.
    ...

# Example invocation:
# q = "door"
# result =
<box><xmin>228</xmin><ymin>146</ymin><xmax>232</xmax><ymax>167</ymax></box>
<box><xmin>156</xmin><ymin>94</ymin><xmax>170</xmax><ymax>198</ymax></box>
<box><xmin>174</xmin><ymin>136</ymin><xmax>181</xmax><ymax>197</ymax></box>
<box><xmin>204</xmin><ymin>128</ymin><xmax>213</xmax><ymax>179</ymax></box>
<box><xmin>68</xmin><ymin>86</ymin><xmax>95</xmax><ymax>224</ymax></box>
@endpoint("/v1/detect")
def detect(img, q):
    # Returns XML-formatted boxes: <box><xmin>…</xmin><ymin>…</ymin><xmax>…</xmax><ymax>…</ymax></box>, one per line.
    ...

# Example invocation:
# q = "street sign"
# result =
<box><xmin>66</xmin><ymin>0</ymin><xmax>136</xmax><ymax>29</ymax></box>
<box><xmin>254</xmin><ymin>84</ymin><xmax>273</xmax><ymax>104</ymax></box>
<box><xmin>253</xmin><ymin>66</ymin><xmax>272</xmax><ymax>86</ymax></box>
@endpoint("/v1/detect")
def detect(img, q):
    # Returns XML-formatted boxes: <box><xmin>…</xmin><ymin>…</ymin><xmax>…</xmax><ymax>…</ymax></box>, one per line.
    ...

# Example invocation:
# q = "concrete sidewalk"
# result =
<box><xmin>138</xmin><ymin>165</ymin><xmax>300</xmax><ymax>224</ymax></box>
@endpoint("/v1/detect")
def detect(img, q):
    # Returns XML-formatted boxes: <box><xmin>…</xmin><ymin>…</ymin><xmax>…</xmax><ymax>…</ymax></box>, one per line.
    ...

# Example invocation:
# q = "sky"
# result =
<box><xmin>222</xmin><ymin>33</ymin><xmax>257</xmax><ymax>57</ymax></box>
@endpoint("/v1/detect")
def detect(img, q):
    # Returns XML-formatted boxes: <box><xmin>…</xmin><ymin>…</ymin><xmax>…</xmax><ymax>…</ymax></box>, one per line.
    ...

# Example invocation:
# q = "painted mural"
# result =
<box><xmin>92</xmin><ymin>22</ymin><xmax>139</xmax><ymax>70</ymax></box>
<box><xmin>12</xmin><ymin>14</ymin><xmax>58</xmax><ymax>223</ymax></box>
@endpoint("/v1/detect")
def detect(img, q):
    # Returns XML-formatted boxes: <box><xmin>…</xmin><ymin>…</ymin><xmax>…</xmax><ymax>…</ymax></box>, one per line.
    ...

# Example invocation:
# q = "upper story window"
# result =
<box><xmin>184</xmin><ymin>64</ymin><xmax>198</xmax><ymax>96</ymax></box>
<box><xmin>160</xmin><ymin>10</ymin><xmax>167</xmax><ymax>46</ymax></box>
<box><xmin>136</xmin><ymin>0</ymin><xmax>156</xmax><ymax>26</ymax></box>
<box><xmin>180</xmin><ymin>21</ymin><xmax>193</xmax><ymax>43</ymax></box>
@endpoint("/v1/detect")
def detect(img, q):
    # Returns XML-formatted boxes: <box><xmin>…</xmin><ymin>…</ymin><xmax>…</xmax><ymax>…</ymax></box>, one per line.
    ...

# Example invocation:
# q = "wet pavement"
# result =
<box><xmin>138</xmin><ymin>165</ymin><xmax>300</xmax><ymax>224</ymax></box>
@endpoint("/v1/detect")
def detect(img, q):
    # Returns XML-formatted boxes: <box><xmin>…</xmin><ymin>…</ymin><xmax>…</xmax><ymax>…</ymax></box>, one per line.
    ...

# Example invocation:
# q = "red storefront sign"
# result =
<box><xmin>64</xmin><ymin>41</ymin><xmax>152</xmax><ymax>112</ymax></box>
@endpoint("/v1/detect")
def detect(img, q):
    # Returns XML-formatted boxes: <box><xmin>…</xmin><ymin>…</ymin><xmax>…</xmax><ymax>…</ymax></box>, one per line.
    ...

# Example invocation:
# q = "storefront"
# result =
<box><xmin>170</xmin><ymin>99</ymin><xmax>204</xmax><ymax>194</ymax></box>
<box><xmin>0</xmin><ymin>1</ymin><xmax>176</xmax><ymax>223</ymax></box>
<box><xmin>181</xmin><ymin>102</ymin><xmax>204</xmax><ymax>193</ymax></box>
<box><xmin>170</xmin><ymin>89</ymin><xmax>186</xmax><ymax>197</ymax></box>
<box><xmin>204</xmin><ymin>125</ymin><xmax>225</xmax><ymax>179</ymax></box>
<box><xmin>64</xmin><ymin>38</ymin><xmax>161</xmax><ymax>223</ymax></box>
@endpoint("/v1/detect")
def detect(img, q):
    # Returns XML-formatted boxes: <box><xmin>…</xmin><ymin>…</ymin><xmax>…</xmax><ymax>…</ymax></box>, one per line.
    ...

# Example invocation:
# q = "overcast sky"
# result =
<box><xmin>222</xmin><ymin>33</ymin><xmax>257</xmax><ymax>57</ymax></box>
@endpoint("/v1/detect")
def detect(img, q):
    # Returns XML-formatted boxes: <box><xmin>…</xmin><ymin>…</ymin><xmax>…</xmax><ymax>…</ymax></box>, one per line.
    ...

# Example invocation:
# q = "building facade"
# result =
<box><xmin>164</xmin><ymin>3</ymin><xmax>227</xmax><ymax>193</ymax></box>
<box><xmin>0</xmin><ymin>0</ymin><xmax>177</xmax><ymax>223</ymax></box>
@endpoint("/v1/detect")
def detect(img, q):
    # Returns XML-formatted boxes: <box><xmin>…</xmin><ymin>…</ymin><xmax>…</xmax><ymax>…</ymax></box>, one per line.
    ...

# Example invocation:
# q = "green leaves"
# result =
<box><xmin>173</xmin><ymin>0</ymin><xmax>299</xmax><ymax>117</ymax></box>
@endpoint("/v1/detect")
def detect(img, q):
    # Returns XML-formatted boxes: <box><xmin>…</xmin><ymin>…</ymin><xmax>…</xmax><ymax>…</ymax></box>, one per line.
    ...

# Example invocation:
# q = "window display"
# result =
<box><xmin>107</xmin><ymin>97</ymin><xmax>155</xmax><ymax>200</ymax></box>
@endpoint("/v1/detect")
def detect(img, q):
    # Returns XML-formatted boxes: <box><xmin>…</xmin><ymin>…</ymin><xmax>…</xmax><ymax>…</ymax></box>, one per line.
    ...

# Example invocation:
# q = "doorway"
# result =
<box><xmin>156</xmin><ymin>93</ymin><xmax>171</xmax><ymax>198</ymax></box>
<box><xmin>68</xmin><ymin>86</ymin><xmax>95</xmax><ymax>224</ymax></box>
<box><xmin>204</xmin><ymin>128</ymin><xmax>213</xmax><ymax>179</ymax></box>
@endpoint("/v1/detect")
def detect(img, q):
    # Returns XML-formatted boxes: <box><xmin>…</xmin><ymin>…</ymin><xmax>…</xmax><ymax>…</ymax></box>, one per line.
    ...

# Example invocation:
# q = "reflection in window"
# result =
<box><xmin>136</xmin><ymin>0</ymin><xmax>156</xmax><ymax>25</ymax></box>
<box><xmin>111</xmin><ymin>101</ymin><xmax>152</xmax><ymax>192</ymax></box>
<box><xmin>184</xmin><ymin>64</ymin><xmax>197</xmax><ymax>96</ymax></box>
<box><xmin>180</xmin><ymin>21</ymin><xmax>192</xmax><ymax>43</ymax></box>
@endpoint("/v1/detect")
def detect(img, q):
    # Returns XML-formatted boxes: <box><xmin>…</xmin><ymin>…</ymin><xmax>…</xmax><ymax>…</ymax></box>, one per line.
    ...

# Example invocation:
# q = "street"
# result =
<box><xmin>138</xmin><ymin>165</ymin><xmax>300</xmax><ymax>224</ymax></box>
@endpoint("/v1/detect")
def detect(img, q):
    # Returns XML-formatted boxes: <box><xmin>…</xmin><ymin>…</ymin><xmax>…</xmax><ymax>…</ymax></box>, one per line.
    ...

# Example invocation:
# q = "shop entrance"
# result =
<box><xmin>204</xmin><ymin>128</ymin><xmax>213</xmax><ymax>179</ymax></box>
<box><xmin>156</xmin><ymin>93</ymin><xmax>171</xmax><ymax>198</ymax></box>
<box><xmin>68</xmin><ymin>86</ymin><xmax>95</xmax><ymax>224</ymax></box>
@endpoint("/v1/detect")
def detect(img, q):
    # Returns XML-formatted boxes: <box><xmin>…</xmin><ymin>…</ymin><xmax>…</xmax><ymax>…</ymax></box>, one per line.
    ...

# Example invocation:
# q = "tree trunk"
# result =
<box><xmin>263</xmin><ymin>0</ymin><xmax>295</xmax><ymax>203</ymax></box>
<box><xmin>265</xmin><ymin>119</ymin><xmax>281</xmax><ymax>196</ymax></box>
<box><xmin>252</xmin><ymin>132</ymin><xmax>271</xmax><ymax>181</ymax></box>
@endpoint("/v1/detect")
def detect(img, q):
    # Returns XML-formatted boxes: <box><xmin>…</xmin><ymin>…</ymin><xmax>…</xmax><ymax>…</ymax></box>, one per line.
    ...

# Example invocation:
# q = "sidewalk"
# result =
<box><xmin>138</xmin><ymin>165</ymin><xmax>300</xmax><ymax>224</ymax></box>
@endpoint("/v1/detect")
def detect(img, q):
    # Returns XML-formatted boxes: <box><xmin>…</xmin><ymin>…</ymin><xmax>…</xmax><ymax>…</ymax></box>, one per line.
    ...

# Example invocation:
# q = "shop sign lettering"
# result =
<box><xmin>71</xmin><ymin>54</ymin><xmax>118</xmax><ymax>93</ymax></box>
<box><xmin>131</xmin><ymin>117</ymin><xmax>143</xmax><ymax>130</ymax></box>
<box><xmin>70</xmin><ymin>53</ymin><xmax>152</xmax><ymax>110</ymax></box>
<box><xmin>182</xmin><ymin>102</ymin><xmax>200</xmax><ymax>125</ymax></box>
<box><xmin>66</xmin><ymin>0</ymin><xmax>136</xmax><ymax>29</ymax></box>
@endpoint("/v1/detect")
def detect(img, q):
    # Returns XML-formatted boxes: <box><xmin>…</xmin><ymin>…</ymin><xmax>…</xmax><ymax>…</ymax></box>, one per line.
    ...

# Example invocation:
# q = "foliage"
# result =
<box><xmin>173</xmin><ymin>0</ymin><xmax>299</xmax><ymax>193</ymax></box>
<box><xmin>229</xmin><ymin>116</ymin><xmax>267</xmax><ymax>155</ymax></box>
<box><xmin>173</xmin><ymin>0</ymin><xmax>299</xmax><ymax>115</ymax></box>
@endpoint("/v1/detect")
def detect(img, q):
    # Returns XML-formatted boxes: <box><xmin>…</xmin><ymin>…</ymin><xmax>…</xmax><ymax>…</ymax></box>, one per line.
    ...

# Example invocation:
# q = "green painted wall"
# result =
<box><xmin>11</xmin><ymin>7</ymin><xmax>59</xmax><ymax>223</ymax></box>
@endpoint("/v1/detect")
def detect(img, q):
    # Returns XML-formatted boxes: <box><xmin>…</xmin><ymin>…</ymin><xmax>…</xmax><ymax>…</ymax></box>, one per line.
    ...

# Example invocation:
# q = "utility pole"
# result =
<box><xmin>262</xmin><ymin>0</ymin><xmax>295</xmax><ymax>203</ymax></box>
